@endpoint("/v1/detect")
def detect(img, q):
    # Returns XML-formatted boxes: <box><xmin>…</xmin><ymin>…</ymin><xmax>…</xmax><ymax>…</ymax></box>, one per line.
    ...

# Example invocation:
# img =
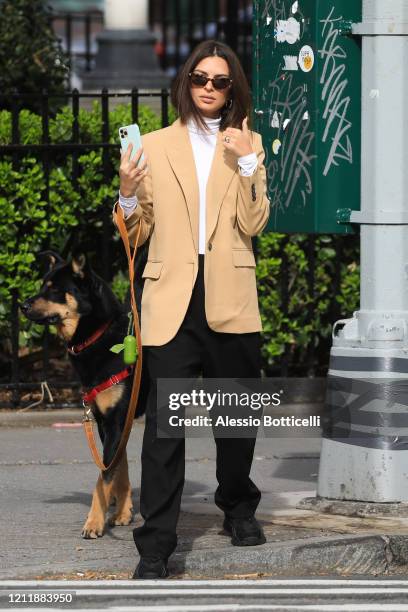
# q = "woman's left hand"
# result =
<box><xmin>222</xmin><ymin>116</ymin><xmax>254</xmax><ymax>158</ymax></box>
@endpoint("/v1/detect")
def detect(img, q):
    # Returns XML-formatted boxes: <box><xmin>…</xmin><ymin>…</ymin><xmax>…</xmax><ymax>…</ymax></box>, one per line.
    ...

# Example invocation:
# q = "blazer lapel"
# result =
<box><xmin>164</xmin><ymin>118</ymin><xmax>237</xmax><ymax>254</ymax></box>
<box><xmin>206</xmin><ymin>130</ymin><xmax>237</xmax><ymax>241</ymax></box>
<box><xmin>165</xmin><ymin>118</ymin><xmax>200</xmax><ymax>253</ymax></box>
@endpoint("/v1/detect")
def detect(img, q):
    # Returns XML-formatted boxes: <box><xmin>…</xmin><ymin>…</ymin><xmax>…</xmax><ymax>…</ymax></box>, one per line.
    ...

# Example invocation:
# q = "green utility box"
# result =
<box><xmin>252</xmin><ymin>0</ymin><xmax>362</xmax><ymax>233</ymax></box>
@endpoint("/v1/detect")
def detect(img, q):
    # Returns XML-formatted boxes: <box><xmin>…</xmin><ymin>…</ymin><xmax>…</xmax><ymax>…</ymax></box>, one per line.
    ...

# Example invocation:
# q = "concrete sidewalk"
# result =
<box><xmin>1</xmin><ymin>410</ymin><xmax>408</xmax><ymax>580</ymax></box>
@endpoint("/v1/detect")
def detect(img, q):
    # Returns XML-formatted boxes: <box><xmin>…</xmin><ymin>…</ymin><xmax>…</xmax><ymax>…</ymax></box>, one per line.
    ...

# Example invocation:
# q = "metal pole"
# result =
<box><xmin>317</xmin><ymin>0</ymin><xmax>408</xmax><ymax>502</ymax></box>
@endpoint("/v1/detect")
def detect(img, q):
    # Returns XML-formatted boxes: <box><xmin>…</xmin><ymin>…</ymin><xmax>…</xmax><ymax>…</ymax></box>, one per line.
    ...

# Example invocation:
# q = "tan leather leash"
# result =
<box><xmin>83</xmin><ymin>204</ymin><xmax>143</xmax><ymax>472</ymax></box>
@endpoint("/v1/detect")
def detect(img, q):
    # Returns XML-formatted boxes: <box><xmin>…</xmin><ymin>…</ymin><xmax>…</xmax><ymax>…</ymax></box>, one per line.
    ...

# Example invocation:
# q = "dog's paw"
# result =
<box><xmin>81</xmin><ymin>516</ymin><xmax>105</xmax><ymax>539</ymax></box>
<box><xmin>108</xmin><ymin>507</ymin><xmax>134</xmax><ymax>527</ymax></box>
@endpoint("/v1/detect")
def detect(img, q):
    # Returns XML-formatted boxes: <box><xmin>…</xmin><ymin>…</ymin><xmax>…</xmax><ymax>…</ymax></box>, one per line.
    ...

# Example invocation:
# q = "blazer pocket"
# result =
<box><xmin>142</xmin><ymin>261</ymin><xmax>163</xmax><ymax>279</ymax></box>
<box><xmin>232</xmin><ymin>249</ymin><xmax>256</xmax><ymax>268</ymax></box>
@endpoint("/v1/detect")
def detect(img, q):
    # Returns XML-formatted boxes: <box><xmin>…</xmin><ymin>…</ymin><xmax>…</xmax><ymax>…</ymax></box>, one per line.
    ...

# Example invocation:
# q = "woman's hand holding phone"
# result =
<box><xmin>119</xmin><ymin>144</ymin><xmax>149</xmax><ymax>198</ymax></box>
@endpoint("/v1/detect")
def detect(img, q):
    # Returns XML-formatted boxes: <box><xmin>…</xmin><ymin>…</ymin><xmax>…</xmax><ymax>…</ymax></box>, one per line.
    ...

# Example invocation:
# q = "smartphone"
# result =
<box><xmin>119</xmin><ymin>123</ymin><xmax>144</xmax><ymax>166</ymax></box>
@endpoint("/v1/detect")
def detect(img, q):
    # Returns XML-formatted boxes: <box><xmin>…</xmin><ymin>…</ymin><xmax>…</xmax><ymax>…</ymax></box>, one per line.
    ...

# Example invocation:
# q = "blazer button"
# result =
<box><xmin>208</xmin><ymin>242</ymin><xmax>212</xmax><ymax>251</ymax></box>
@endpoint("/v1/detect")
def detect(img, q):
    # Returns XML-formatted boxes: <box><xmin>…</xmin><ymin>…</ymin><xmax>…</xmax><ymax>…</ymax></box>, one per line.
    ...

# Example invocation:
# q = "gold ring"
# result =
<box><xmin>225</xmin><ymin>136</ymin><xmax>230</xmax><ymax>143</ymax></box>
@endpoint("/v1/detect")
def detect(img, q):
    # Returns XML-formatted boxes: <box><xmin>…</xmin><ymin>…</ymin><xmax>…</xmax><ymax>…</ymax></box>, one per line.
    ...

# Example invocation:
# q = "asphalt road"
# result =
<box><xmin>2</xmin><ymin>578</ymin><xmax>408</xmax><ymax>610</ymax></box>
<box><xmin>2</xmin><ymin>422</ymin><xmax>408</xmax><ymax>608</ymax></box>
<box><xmin>0</xmin><ymin>422</ymin><xmax>321</xmax><ymax>579</ymax></box>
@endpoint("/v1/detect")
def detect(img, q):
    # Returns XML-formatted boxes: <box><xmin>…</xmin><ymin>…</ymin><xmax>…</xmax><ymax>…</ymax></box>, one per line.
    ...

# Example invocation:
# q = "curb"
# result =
<box><xmin>0</xmin><ymin>409</ymin><xmax>84</xmax><ymax>428</ymax></box>
<box><xmin>300</xmin><ymin>496</ymin><xmax>408</xmax><ymax>518</ymax></box>
<box><xmin>3</xmin><ymin>532</ymin><xmax>407</xmax><ymax>580</ymax></box>
<box><xmin>171</xmin><ymin>533</ymin><xmax>392</xmax><ymax>577</ymax></box>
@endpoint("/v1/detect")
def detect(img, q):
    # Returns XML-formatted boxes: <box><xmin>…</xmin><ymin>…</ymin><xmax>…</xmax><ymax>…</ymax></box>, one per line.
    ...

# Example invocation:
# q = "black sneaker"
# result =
<box><xmin>223</xmin><ymin>516</ymin><xmax>266</xmax><ymax>546</ymax></box>
<box><xmin>132</xmin><ymin>556</ymin><xmax>169</xmax><ymax>579</ymax></box>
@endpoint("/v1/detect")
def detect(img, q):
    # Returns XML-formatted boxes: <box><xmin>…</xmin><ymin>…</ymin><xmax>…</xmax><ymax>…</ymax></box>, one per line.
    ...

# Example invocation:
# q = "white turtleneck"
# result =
<box><xmin>119</xmin><ymin>115</ymin><xmax>258</xmax><ymax>254</ymax></box>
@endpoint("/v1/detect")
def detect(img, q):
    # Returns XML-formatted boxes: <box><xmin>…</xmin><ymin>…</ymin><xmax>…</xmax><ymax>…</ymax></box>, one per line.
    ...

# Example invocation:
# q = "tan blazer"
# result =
<box><xmin>112</xmin><ymin>117</ymin><xmax>270</xmax><ymax>346</ymax></box>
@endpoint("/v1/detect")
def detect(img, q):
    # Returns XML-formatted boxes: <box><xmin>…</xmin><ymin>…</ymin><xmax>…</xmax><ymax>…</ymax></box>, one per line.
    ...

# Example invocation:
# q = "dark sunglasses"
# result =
<box><xmin>188</xmin><ymin>71</ymin><xmax>233</xmax><ymax>91</ymax></box>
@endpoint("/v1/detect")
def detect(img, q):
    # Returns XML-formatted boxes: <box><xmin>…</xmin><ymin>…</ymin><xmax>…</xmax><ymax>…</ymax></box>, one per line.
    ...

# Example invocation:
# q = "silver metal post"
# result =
<box><xmin>317</xmin><ymin>0</ymin><xmax>408</xmax><ymax>502</ymax></box>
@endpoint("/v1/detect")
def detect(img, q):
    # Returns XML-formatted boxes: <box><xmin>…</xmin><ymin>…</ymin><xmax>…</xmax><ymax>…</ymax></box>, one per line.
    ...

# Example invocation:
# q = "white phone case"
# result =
<box><xmin>119</xmin><ymin>123</ymin><xmax>144</xmax><ymax>165</ymax></box>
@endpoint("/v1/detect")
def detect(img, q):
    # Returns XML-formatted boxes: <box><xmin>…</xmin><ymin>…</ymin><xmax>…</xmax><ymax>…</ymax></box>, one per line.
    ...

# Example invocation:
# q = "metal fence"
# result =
<box><xmin>0</xmin><ymin>88</ymin><xmax>357</xmax><ymax>409</ymax></box>
<box><xmin>51</xmin><ymin>1</ymin><xmax>253</xmax><ymax>83</ymax></box>
<box><xmin>0</xmin><ymin>89</ymin><xmax>170</xmax><ymax>409</ymax></box>
<box><xmin>50</xmin><ymin>10</ymin><xmax>103</xmax><ymax>74</ymax></box>
<box><xmin>149</xmin><ymin>0</ymin><xmax>253</xmax><ymax>79</ymax></box>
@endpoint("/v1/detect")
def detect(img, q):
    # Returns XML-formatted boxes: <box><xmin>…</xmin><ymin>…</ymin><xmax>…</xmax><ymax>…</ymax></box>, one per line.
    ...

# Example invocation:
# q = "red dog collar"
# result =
<box><xmin>68</xmin><ymin>320</ymin><xmax>112</xmax><ymax>355</ymax></box>
<box><xmin>82</xmin><ymin>365</ymin><xmax>134</xmax><ymax>407</ymax></box>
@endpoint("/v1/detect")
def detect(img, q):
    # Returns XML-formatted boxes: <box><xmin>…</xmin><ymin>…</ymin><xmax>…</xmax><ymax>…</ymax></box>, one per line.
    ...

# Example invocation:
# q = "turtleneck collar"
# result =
<box><xmin>187</xmin><ymin>114</ymin><xmax>221</xmax><ymax>135</ymax></box>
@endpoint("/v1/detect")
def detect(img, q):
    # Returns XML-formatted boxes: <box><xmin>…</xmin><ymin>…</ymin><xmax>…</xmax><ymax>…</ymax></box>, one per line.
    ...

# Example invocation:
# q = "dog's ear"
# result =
<box><xmin>71</xmin><ymin>253</ymin><xmax>87</xmax><ymax>278</ymax></box>
<box><xmin>37</xmin><ymin>250</ymin><xmax>65</xmax><ymax>273</ymax></box>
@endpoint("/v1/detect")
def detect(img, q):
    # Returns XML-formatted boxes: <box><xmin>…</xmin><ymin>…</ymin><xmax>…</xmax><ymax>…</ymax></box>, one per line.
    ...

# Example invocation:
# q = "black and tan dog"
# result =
<box><xmin>21</xmin><ymin>250</ymin><xmax>147</xmax><ymax>539</ymax></box>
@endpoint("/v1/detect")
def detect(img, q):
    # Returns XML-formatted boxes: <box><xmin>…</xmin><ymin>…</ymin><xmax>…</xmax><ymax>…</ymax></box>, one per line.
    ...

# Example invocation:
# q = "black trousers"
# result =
<box><xmin>133</xmin><ymin>254</ymin><xmax>262</xmax><ymax>559</ymax></box>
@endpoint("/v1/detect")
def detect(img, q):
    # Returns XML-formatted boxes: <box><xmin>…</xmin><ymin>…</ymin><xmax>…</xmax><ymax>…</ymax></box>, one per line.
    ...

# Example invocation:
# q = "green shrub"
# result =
<box><xmin>0</xmin><ymin>0</ymin><xmax>70</xmax><ymax>112</ymax></box>
<box><xmin>0</xmin><ymin>101</ymin><xmax>177</xmax><ymax>353</ymax></box>
<box><xmin>0</xmin><ymin>99</ymin><xmax>360</xmax><ymax>374</ymax></box>
<box><xmin>257</xmin><ymin>232</ymin><xmax>360</xmax><ymax>375</ymax></box>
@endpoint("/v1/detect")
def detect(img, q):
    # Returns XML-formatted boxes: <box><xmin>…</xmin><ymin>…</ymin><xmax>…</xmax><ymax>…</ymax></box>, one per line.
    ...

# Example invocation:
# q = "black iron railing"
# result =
<box><xmin>51</xmin><ymin>10</ymin><xmax>103</xmax><ymax>73</ymax></box>
<box><xmin>50</xmin><ymin>2</ymin><xmax>253</xmax><ymax>82</ymax></box>
<box><xmin>0</xmin><ymin>89</ymin><xmax>170</xmax><ymax>409</ymax></box>
<box><xmin>149</xmin><ymin>0</ymin><xmax>253</xmax><ymax>79</ymax></box>
<box><xmin>0</xmin><ymin>87</ymin><xmax>351</xmax><ymax>409</ymax></box>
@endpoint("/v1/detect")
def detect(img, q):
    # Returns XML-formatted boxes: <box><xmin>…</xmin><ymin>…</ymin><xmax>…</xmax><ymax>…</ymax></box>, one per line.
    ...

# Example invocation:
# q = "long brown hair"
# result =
<box><xmin>170</xmin><ymin>39</ymin><xmax>253</xmax><ymax>134</ymax></box>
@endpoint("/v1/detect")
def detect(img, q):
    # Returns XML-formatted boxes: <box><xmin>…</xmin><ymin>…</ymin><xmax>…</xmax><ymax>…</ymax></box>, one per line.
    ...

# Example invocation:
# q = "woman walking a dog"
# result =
<box><xmin>114</xmin><ymin>39</ymin><xmax>270</xmax><ymax>579</ymax></box>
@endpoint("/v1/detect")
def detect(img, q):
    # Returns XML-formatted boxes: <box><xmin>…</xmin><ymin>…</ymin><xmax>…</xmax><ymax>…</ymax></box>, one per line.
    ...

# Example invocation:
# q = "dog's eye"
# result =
<box><xmin>48</xmin><ymin>287</ymin><xmax>64</xmax><ymax>299</ymax></box>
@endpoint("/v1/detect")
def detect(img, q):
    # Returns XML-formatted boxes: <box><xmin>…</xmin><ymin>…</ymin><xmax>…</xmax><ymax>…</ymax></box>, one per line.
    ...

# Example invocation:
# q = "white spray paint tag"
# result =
<box><xmin>275</xmin><ymin>18</ymin><xmax>300</xmax><ymax>44</ymax></box>
<box><xmin>283</xmin><ymin>55</ymin><xmax>299</xmax><ymax>71</ymax></box>
<box><xmin>271</xmin><ymin>111</ymin><xmax>280</xmax><ymax>128</ymax></box>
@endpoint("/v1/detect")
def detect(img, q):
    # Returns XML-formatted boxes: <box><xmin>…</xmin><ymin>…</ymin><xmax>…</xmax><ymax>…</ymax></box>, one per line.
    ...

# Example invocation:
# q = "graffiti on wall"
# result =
<box><xmin>318</xmin><ymin>6</ymin><xmax>353</xmax><ymax>176</ymax></box>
